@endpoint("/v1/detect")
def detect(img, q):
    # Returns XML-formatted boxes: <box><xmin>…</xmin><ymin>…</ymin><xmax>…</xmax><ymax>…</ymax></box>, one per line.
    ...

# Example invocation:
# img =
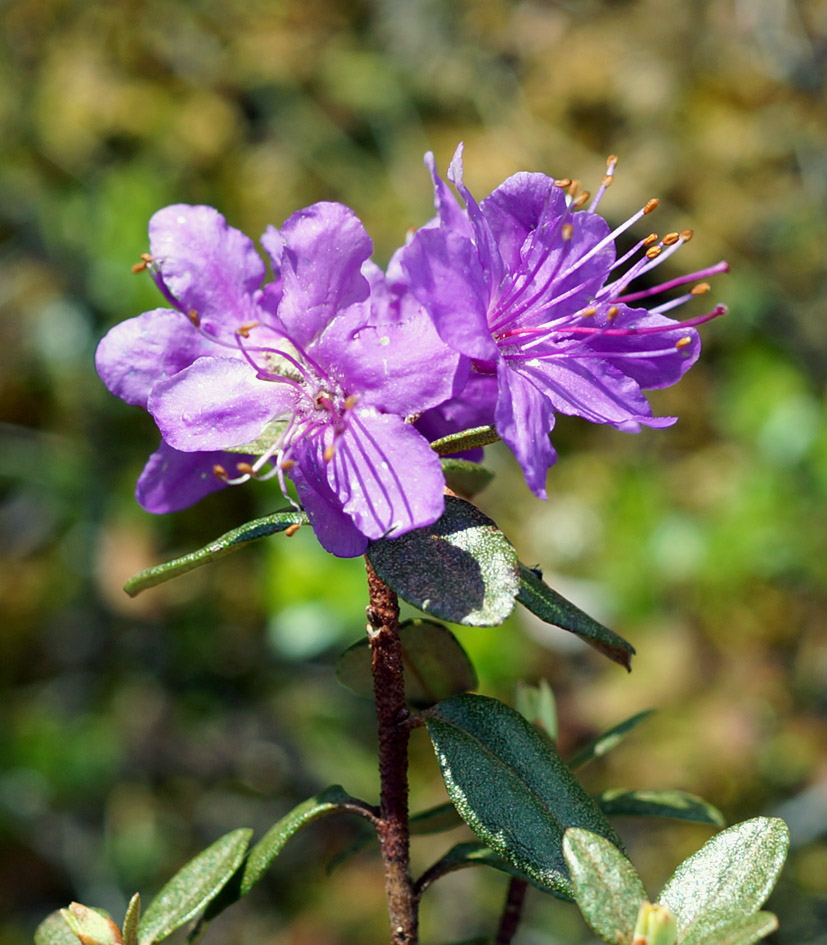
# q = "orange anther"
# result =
<box><xmin>679</xmin><ymin>229</ymin><xmax>693</xmax><ymax>242</ymax></box>
<box><xmin>643</xmin><ymin>232</ymin><xmax>659</xmax><ymax>246</ymax></box>
<box><xmin>187</xmin><ymin>309</ymin><xmax>200</xmax><ymax>327</ymax></box>
<box><xmin>607</xmin><ymin>305</ymin><xmax>619</xmax><ymax>321</ymax></box>
<box><xmin>572</xmin><ymin>191</ymin><xmax>591</xmax><ymax>208</ymax></box>
<box><xmin>237</xmin><ymin>321</ymin><xmax>260</xmax><ymax>338</ymax></box>
<box><xmin>236</xmin><ymin>462</ymin><xmax>254</xmax><ymax>475</ymax></box>
<box><xmin>212</xmin><ymin>464</ymin><xmax>228</xmax><ymax>479</ymax></box>
<box><xmin>645</xmin><ymin>246</ymin><xmax>663</xmax><ymax>259</ymax></box>
<box><xmin>131</xmin><ymin>261</ymin><xmax>148</xmax><ymax>273</ymax></box>
<box><xmin>554</xmin><ymin>178</ymin><xmax>572</xmax><ymax>189</ymax></box>
<box><xmin>690</xmin><ymin>282</ymin><xmax>711</xmax><ymax>295</ymax></box>
<box><xmin>579</xmin><ymin>306</ymin><xmax>597</xmax><ymax>318</ymax></box>
<box><xmin>662</xmin><ymin>232</ymin><xmax>680</xmax><ymax>246</ymax></box>
<box><xmin>561</xmin><ymin>223</ymin><xmax>574</xmax><ymax>241</ymax></box>
<box><xmin>140</xmin><ymin>253</ymin><xmax>153</xmax><ymax>262</ymax></box>
<box><xmin>643</xmin><ymin>198</ymin><xmax>660</xmax><ymax>214</ymax></box>
<box><xmin>344</xmin><ymin>394</ymin><xmax>359</xmax><ymax>410</ymax></box>
<box><xmin>675</xmin><ymin>336</ymin><xmax>693</xmax><ymax>349</ymax></box>
<box><xmin>284</xmin><ymin>523</ymin><xmax>301</xmax><ymax>537</ymax></box>
<box><xmin>280</xmin><ymin>459</ymin><xmax>296</xmax><ymax>471</ymax></box>
<box><xmin>323</xmin><ymin>444</ymin><xmax>335</xmax><ymax>462</ymax></box>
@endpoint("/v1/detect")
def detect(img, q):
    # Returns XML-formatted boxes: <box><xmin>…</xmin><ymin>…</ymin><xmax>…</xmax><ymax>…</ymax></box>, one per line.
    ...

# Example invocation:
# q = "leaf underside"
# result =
<box><xmin>595</xmin><ymin>789</ymin><xmax>726</xmax><ymax>826</ymax></box>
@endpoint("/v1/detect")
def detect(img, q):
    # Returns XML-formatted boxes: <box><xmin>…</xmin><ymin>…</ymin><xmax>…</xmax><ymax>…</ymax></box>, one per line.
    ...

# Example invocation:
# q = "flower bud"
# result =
<box><xmin>632</xmin><ymin>901</ymin><xmax>678</xmax><ymax>945</ymax></box>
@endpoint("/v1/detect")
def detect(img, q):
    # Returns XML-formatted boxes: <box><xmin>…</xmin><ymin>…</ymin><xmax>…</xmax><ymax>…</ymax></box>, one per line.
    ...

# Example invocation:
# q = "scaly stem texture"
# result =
<box><xmin>365</xmin><ymin>559</ymin><xmax>418</xmax><ymax>945</ymax></box>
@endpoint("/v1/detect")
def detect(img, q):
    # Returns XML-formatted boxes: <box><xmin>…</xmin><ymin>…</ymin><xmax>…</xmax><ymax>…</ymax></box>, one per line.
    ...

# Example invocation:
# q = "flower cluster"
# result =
<box><xmin>97</xmin><ymin>147</ymin><xmax>726</xmax><ymax>556</ymax></box>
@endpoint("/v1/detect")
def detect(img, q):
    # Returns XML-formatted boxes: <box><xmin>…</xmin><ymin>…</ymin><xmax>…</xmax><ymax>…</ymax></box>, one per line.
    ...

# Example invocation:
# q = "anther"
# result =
<box><xmin>645</xmin><ymin>246</ymin><xmax>663</xmax><ymax>259</ymax></box>
<box><xmin>579</xmin><ymin>306</ymin><xmax>597</xmax><ymax>318</ymax></box>
<box><xmin>187</xmin><ymin>309</ymin><xmax>200</xmax><ymax>327</ymax></box>
<box><xmin>679</xmin><ymin>229</ymin><xmax>693</xmax><ymax>242</ymax></box>
<box><xmin>643</xmin><ymin>198</ymin><xmax>660</xmax><ymax>215</ymax></box>
<box><xmin>237</xmin><ymin>321</ymin><xmax>260</xmax><ymax>338</ymax></box>
<box><xmin>606</xmin><ymin>154</ymin><xmax>618</xmax><ymax>169</ymax></box>
<box><xmin>140</xmin><ymin>253</ymin><xmax>153</xmax><ymax>262</ymax></box>
<box><xmin>690</xmin><ymin>282</ymin><xmax>711</xmax><ymax>295</ymax></box>
<box><xmin>344</xmin><ymin>394</ymin><xmax>359</xmax><ymax>410</ymax></box>
<box><xmin>572</xmin><ymin>191</ymin><xmax>591</xmax><ymax>208</ymax></box>
<box><xmin>662</xmin><ymin>232</ymin><xmax>680</xmax><ymax>246</ymax></box>
<box><xmin>643</xmin><ymin>233</ymin><xmax>659</xmax><ymax>246</ymax></box>
<box><xmin>323</xmin><ymin>444</ymin><xmax>335</xmax><ymax>462</ymax></box>
<box><xmin>236</xmin><ymin>462</ymin><xmax>254</xmax><ymax>475</ymax></box>
<box><xmin>212</xmin><ymin>464</ymin><xmax>228</xmax><ymax>480</ymax></box>
<box><xmin>607</xmin><ymin>305</ymin><xmax>619</xmax><ymax>322</ymax></box>
<box><xmin>600</xmin><ymin>173</ymin><xmax>614</xmax><ymax>188</ymax></box>
<box><xmin>281</xmin><ymin>459</ymin><xmax>296</xmax><ymax>471</ymax></box>
<box><xmin>567</xmin><ymin>179</ymin><xmax>581</xmax><ymax>196</ymax></box>
<box><xmin>554</xmin><ymin>178</ymin><xmax>572</xmax><ymax>189</ymax></box>
<box><xmin>285</xmin><ymin>523</ymin><xmax>301</xmax><ymax>538</ymax></box>
<box><xmin>131</xmin><ymin>261</ymin><xmax>148</xmax><ymax>273</ymax></box>
<box><xmin>675</xmin><ymin>336</ymin><xmax>693</xmax><ymax>349</ymax></box>
<box><xmin>561</xmin><ymin>223</ymin><xmax>574</xmax><ymax>241</ymax></box>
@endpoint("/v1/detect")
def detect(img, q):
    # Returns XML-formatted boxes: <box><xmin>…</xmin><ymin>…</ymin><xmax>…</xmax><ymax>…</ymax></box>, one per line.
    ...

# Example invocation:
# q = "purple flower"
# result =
<box><xmin>97</xmin><ymin>203</ymin><xmax>461</xmax><ymax>557</ymax></box>
<box><xmin>402</xmin><ymin>145</ymin><xmax>728</xmax><ymax>497</ymax></box>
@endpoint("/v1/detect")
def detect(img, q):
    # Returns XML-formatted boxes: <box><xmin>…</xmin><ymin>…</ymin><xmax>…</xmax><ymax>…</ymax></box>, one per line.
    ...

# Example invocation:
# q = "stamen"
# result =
<box><xmin>572</xmin><ymin>190</ymin><xmax>591</xmax><ymax>209</ymax></box>
<box><xmin>567</xmin><ymin>179</ymin><xmax>580</xmax><ymax>196</ymax></box>
<box><xmin>285</xmin><ymin>523</ymin><xmax>301</xmax><ymax>537</ymax></box>
<box><xmin>680</xmin><ymin>229</ymin><xmax>693</xmax><ymax>242</ymax></box>
<box><xmin>607</xmin><ymin>305</ymin><xmax>619</xmax><ymax>322</ymax></box>
<box><xmin>140</xmin><ymin>253</ymin><xmax>153</xmax><ymax>262</ymax></box>
<box><xmin>643</xmin><ymin>233</ymin><xmax>659</xmax><ymax>246</ymax></box>
<box><xmin>675</xmin><ymin>337</ymin><xmax>693</xmax><ymax>349</ymax></box>
<box><xmin>281</xmin><ymin>459</ymin><xmax>296</xmax><ymax>471</ymax></box>
<box><xmin>187</xmin><ymin>309</ymin><xmax>200</xmax><ymax>328</ymax></box>
<box><xmin>561</xmin><ymin>223</ymin><xmax>573</xmax><ymax>241</ymax></box>
<box><xmin>690</xmin><ymin>283</ymin><xmax>710</xmax><ymax>295</ymax></box>
<box><xmin>662</xmin><ymin>232</ymin><xmax>680</xmax><ymax>246</ymax></box>
<box><xmin>132</xmin><ymin>261</ymin><xmax>148</xmax><ymax>273</ymax></box>
<box><xmin>554</xmin><ymin>178</ymin><xmax>572</xmax><ymax>189</ymax></box>
<box><xmin>236</xmin><ymin>462</ymin><xmax>254</xmax><ymax>475</ymax></box>
<box><xmin>645</xmin><ymin>246</ymin><xmax>663</xmax><ymax>259</ymax></box>
<box><xmin>212</xmin><ymin>465</ymin><xmax>228</xmax><ymax>480</ymax></box>
<box><xmin>344</xmin><ymin>394</ymin><xmax>359</xmax><ymax>410</ymax></box>
<box><xmin>643</xmin><ymin>198</ymin><xmax>660</xmax><ymax>215</ymax></box>
<box><xmin>579</xmin><ymin>306</ymin><xmax>597</xmax><ymax>317</ymax></box>
<box><xmin>613</xmin><ymin>261</ymin><xmax>729</xmax><ymax>304</ymax></box>
<box><xmin>237</xmin><ymin>321</ymin><xmax>260</xmax><ymax>338</ymax></box>
<box><xmin>323</xmin><ymin>444</ymin><xmax>335</xmax><ymax>462</ymax></box>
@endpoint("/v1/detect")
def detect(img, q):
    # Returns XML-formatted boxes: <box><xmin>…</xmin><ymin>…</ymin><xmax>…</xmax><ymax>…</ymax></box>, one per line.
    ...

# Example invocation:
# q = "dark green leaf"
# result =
<box><xmin>685</xmin><ymin>912</ymin><xmax>778</xmax><ymax>945</ymax></box>
<box><xmin>418</xmin><ymin>841</ymin><xmax>555</xmax><ymax>896</ymax></box>
<box><xmin>567</xmin><ymin>710</ymin><xmax>654</xmax><ymax>770</ymax></box>
<box><xmin>36</xmin><ymin>912</ymin><xmax>93</xmax><ymax>945</ymax></box>
<box><xmin>596</xmin><ymin>789</ymin><xmax>725</xmax><ymax>826</ymax></box>
<box><xmin>516</xmin><ymin>564</ymin><xmax>635</xmax><ymax>670</ymax></box>
<box><xmin>658</xmin><ymin>818</ymin><xmax>789</xmax><ymax>944</ymax></box>
<box><xmin>122</xmin><ymin>895</ymin><xmax>140</xmax><ymax>945</ymax></box>
<box><xmin>430</xmin><ymin>425</ymin><xmax>500</xmax><ymax>456</ymax></box>
<box><xmin>124</xmin><ymin>510</ymin><xmax>308</xmax><ymax>596</ymax></box>
<box><xmin>241</xmin><ymin>786</ymin><xmax>370</xmax><ymax>896</ymax></box>
<box><xmin>411</xmin><ymin>802</ymin><xmax>464</xmax><ymax>835</ymax></box>
<box><xmin>562</xmin><ymin>828</ymin><xmax>647</xmax><ymax>944</ymax></box>
<box><xmin>336</xmin><ymin>620</ymin><xmax>477</xmax><ymax>707</ymax></box>
<box><xmin>367</xmin><ymin>497</ymin><xmax>519</xmax><ymax>627</ymax></box>
<box><xmin>515</xmin><ymin>679</ymin><xmax>558</xmax><ymax>741</ymax></box>
<box><xmin>426</xmin><ymin>694</ymin><xmax>620</xmax><ymax>898</ymax></box>
<box><xmin>224</xmin><ymin>420</ymin><xmax>288</xmax><ymax>455</ymax></box>
<box><xmin>137</xmin><ymin>829</ymin><xmax>252</xmax><ymax>945</ymax></box>
<box><xmin>440</xmin><ymin>458</ymin><xmax>495</xmax><ymax>498</ymax></box>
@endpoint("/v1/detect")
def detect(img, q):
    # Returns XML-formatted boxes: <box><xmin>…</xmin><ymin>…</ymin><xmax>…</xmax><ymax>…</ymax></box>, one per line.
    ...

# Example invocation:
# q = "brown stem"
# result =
<box><xmin>365</xmin><ymin>559</ymin><xmax>418</xmax><ymax>945</ymax></box>
<box><xmin>494</xmin><ymin>877</ymin><xmax>528</xmax><ymax>945</ymax></box>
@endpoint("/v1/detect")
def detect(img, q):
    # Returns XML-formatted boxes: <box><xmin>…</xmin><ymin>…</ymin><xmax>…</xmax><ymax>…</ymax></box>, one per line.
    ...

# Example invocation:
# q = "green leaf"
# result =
<box><xmin>61</xmin><ymin>905</ymin><xmax>123</xmax><ymax>945</ymax></box>
<box><xmin>684</xmin><ymin>911</ymin><xmax>778</xmax><ymax>945</ymax></box>
<box><xmin>419</xmin><ymin>841</ymin><xmax>550</xmax><ymax>894</ymax></box>
<box><xmin>658</xmin><ymin>817</ymin><xmax>789</xmax><ymax>944</ymax></box>
<box><xmin>336</xmin><ymin>620</ymin><xmax>477</xmax><ymax>707</ymax></box>
<box><xmin>411</xmin><ymin>801</ymin><xmax>464</xmax><ymax>835</ymax></box>
<box><xmin>515</xmin><ymin>679</ymin><xmax>558</xmax><ymax>741</ymax></box>
<box><xmin>567</xmin><ymin>709</ymin><xmax>654</xmax><ymax>770</ymax></box>
<box><xmin>137</xmin><ymin>828</ymin><xmax>252</xmax><ymax>945</ymax></box>
<box><xmin>223</xmin><ymin>420</ymin><xmax>288</xmax><ymax>455</ymax></box>
<box><xmin>36</xmin><ymin>912</ymin><xmax>94</xmax><ymax>945</ymax></box>
<box><xmin>516</xmin><ymin>564</ymin><xmax>635</xmax><ymax>670</ymax></box>
<box><xmin>367</xmin><ymin>497</ymin><xmax>520</xmax><ymax>627</ymax></box>
<box><xmin>562</xmin><ymin>828</ymin><xmax>648</xmax><ymax>944</ymax></box>
<box><xmin>440</xmin><ymin>458</ymin><xmax>495</xmax><ymax>498</ymax></box>
<box><xmin>595</xmin><ymin>789</ymin><xmax>726</xmax><ymax>827</ymax></box>
<box><xmin>122</xmin><ymin>895</ymin><xmax>140</xmax><ymax>945</ymax></box>
<box><xmin>241</xmin><ymin>786</ymin><xmax>369</xmax><ymax>896</ymax></box>
<box><xmin>426</xmin><ymin>693</ymin><xmax>620</xmax><ymax>898</ymax></box>
<box><xmin>430</xmin><ymin>425</ymin><xmax>500</xmax><ymax>456</ymax></box>
<box><xmin>124</xmin><ymin>510</ymin><xmax>308</xmax><ymax>596</ymax></box>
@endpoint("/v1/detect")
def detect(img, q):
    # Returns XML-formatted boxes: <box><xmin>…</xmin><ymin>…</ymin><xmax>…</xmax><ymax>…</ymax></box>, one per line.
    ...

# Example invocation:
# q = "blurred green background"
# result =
<box><xmin>1</xmin><ymin>0</ymin><xmax>825</xmax><ymax>942</ymax></box>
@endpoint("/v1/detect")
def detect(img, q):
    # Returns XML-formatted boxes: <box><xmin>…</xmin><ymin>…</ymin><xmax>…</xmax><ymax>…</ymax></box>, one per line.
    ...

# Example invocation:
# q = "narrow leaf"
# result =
<box><xmin>367</xmin><ymin>497</ymin><xmax>520</xmax><ymax>627</ymax></box>
<box><xmin>137</xmin><ymin>828</ymin><xmax>252</xmax><ymax>945</ymax></box>
<box><xmin>122</xmin><ymin>895</ymin><xmax>140</xmax><ymax>945</ymax></box>
<box><xmin>567</xmin><ymin>709</ymin><xmax>654</xmax><ymax>770</ymax></box>
<box><xmin>336</xmin><ymin>620</ymin><xmax>477</xmax><ymax>707</ymax></box>
<box><xmin>411</xmin><ymin>802</ymin><xmax>464</xmax><ymax>835</ymax></box>
<box><xmin>441</xmin><ymin>458</ymin><xmax>495</xmax><ymax>498</ymax></box>
<box><xmin>426</xmin><ymin>694</ymin><xmax>620</xmax><ymax>898</ymax></box>
<box><xmin>36</xmin><ymin>913</ymin><xmax>84</xmax><ymax>945</ymax></box>
<box><xmin>224</xmin><ymin>420</ymin><xmax>288</xmax><ymax>455</ymax></box>
<box><xmin>124</xmin><ymin>510</ymin><xmax>308</xmax><ymax>596</ymax></box>
<box><xmin>430</xmin><ymin>425</ymin><xmax>500</xmax><ymax>456</ymax></box>
<box><xmin>418</xmin><ymin>841</ymin><xmax>555</xmax><ymax>896</ymax></box>
<box><xmin>658</xmin><ymin>818</ymin><xmax>789</xmax><ymax>943</ymax></box>
<box><xmin>563</xmin><ymin>828</ymin><xmax>647</xmax><ymax>944</ymax></box>
<box><xmin>517</xmin><ymin>564</ymin><xmax>635</xmax><ymax>670</ymax></box>
<box><xmin>596</xmin><ymin>789</ymin><xmax>726</xmax><ymax>826</ymax></box>
<box><xmin>515</xmin><ymin>679</ymin><xmax>558</xmax><ymax>741</ymax></box>
<box><xmin>685</xmin><ymin>911</ymin><xmax>778</xmax><ymax>945</ymax></box>
<box><xmin>241</xmin><ymin>786</ymin><xmax>370</xmax><ymax>895</ymax></box>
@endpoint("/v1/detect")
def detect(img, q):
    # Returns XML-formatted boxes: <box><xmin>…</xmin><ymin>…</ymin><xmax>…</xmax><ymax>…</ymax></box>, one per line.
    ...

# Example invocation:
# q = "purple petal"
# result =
<box><xmin>136</xmin><ymin>441</ymin><xmax>236</xmax><ymax>513</ymax></box>
<box><xmin>148</xmin><ymin>357</ymin><xmax>297</xmax><ymax>451</ymax></box>
<box><xmin>306</xmin><ymin>409</ymin><xmax>445</xmax><ymax>542</ymax></box>
<box><xmin>278</xmin><ymin>202</ymin><xmax>372</xmax><ymax>350</ymax></box>
<box><xmin>289</xmin><ymin>460</ymin><xmax>369</xmax><ymax>558</ymax></box>
<box><xmin>416</xmin><ymin>371</ymin><xmax>497</xmax><ymax>460</ymax></box>
<box><xmin>402</xmin><ymin>227</ymin><xmax>499</xmax><ymax>361</ymax></box>
<box><xmin>95</xmin><ymin>308</ymin><xmax>224</xmax><ymax>408</ymax></box>
<box><xmin>494</xmin><ymin>364</ymin><xmax>557</xmax><ymax>498</ymax></box>
<box><xmin>425</xmin><ymin>150</ymin><xmax>472</xmax><ymax>235</ymax></box>
<box><xmin>149</xmin><ymin>205</ymin><xmax>266</xmax><ymax>330</ymax></box>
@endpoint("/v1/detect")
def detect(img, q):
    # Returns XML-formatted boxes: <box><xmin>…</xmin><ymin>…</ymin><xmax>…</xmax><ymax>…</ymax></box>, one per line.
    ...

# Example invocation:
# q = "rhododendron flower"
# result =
<box><xmin>401</xmin><ymin>145</ymin><xmax>728</xmax><ymax>497</ymax></box>
<box><xmin>97</xmin><ymin>203</ymin><xmax>461</xmax><ymax>557</ymax></box>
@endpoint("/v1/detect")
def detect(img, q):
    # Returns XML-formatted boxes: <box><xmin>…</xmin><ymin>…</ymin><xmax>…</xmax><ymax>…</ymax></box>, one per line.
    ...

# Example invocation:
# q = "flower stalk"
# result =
<box><xmin>365</xmin><ymin>559</ymin><xmax>418</xmax><ymax>945</ymax></box>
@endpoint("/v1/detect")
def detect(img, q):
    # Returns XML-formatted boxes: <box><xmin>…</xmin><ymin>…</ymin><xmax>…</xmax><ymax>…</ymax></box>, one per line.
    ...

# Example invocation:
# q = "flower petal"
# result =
<box><xmin>494</xmin><ymin>364</ymin><xmax>557</xmax><ymax>498</ymax></box>
<box><xmin>277</xmin><ymin>202</ymin><xmax>372</xmax><ymax>350</ymax></box>
<box><xmin>416</xmin><ymin>372</ymin><xmax>498</xmax><ymax>460</ymax></box>
<box><xmin>136</xmin><ymin>441</ymin><xmax>237</xmax><ymax>513</ymax></box>
<box><xmin>95</xmin><ymin>308</ymin><xmax>223</xmax><ymax>408</ymax></box>
<box><xmin>148</xmin><ymin>357</ymin><xmax>297</xmax><ymax>451</ymax></box>
<box><xmin>289</xmin><ymin>460</ymin><xmax>369</xmax><ymax>558</ymax></box>
<box><xmin>149</xmin><ymin>205</ymin><xmax>267</xmax><ymax>330</ymax></box>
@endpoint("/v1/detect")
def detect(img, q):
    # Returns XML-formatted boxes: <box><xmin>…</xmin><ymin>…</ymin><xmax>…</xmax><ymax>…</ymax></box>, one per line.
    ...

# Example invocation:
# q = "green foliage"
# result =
<box><xmin>336</xmin><ymin>620</ymin><xmax>477</xmax><ymax>707</ymax></box>
<box><xmin>516</xmin><ymin>564</ymin><xmax>635</xmax><ymax>669</ymax></box>
<box><xmin>137</xmin><ymin>829</ymin><xmax>252</xmax><ymax>945</ymax></box>
<box><xmin>430</xmin><ymin>426</ymin><xmax>501</xmax><ymax>457</ymax></box>
<box><xmin>121</xmin><ymin>896</ymin><xmax>140</xmax><ymax>945</ymax></box>
<box><xmin>594</xmin><ymin>789</ymin><xmax>725</xmax><ymax>826</ymax></box>
<box><xmin>418</xmin><ymin>841</ymin><xmax>538</xmax><ymax>894</ymax></box>
<box><xmin>515</xmin><ymin>678</ymin><xmax>558</xmax><ymax>741</ymax></box>
<box><xmin>566</xmin><ymin>709</ymin><xmax>654</xmax><ymax>770</ymax></box>
<box><xmin>59</xmin><ymin>905</ymin><xmax>123</xmax><ymax>945</ymax></box>
<box><xmin>35</xmin><ymin>912</ymin><xmax>90</xmax><ymax>945</ymax></box>
<box><xmin>124</xmin><ymin>510</ymin><xmax>309</xmax><ymax>596</ymax></box>
<box><xmin>440</xmin><ymin>458</ymin><xmax>495</xmax><ymax>499</ymax></box>
<box><xmin>367</xmin><ymin>497</ymin><xmax>520</xmax><ymax>626</ymax></box>
<box><xmin>426</xmin><ymin>693</ymin><xmax>620</xmax><ymax>898</ymax></box>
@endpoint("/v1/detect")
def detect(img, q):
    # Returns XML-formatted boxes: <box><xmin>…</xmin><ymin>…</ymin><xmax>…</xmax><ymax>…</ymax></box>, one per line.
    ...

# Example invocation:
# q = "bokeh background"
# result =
<box><xmin>1</xmin><ymin>0</ymin><xmax>826</xmax><ymax>942</ymax></box>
